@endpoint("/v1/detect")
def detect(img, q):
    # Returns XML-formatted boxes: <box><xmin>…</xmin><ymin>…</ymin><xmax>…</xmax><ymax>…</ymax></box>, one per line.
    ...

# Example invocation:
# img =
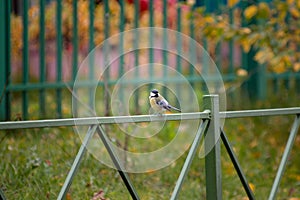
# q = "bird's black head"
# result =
<box><xmin>151</xmin><ymin>89</ymin><xmax>159</xmax><ymax>94</ymax></box>
<box><xmin>150</xmin><ymin>89</ymin><xmax>159</xmax><ymax>98</ymax></box>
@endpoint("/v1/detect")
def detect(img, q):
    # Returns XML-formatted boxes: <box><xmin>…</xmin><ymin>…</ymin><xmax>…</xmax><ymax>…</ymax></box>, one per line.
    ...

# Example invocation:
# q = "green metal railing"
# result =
<box><xmin>1</xmin><ymin>0</ymin><xmax>299</xmax><ymax>121</ymax></box>
<box><xmin>0</xmin><ymin>95</ymin><xmax>299</xmax><ymax>199</ymax></box>
<box><xmin>0</xmin><ymin>0</ymin><xmax>11</xmax><ymax>121</ymax></box>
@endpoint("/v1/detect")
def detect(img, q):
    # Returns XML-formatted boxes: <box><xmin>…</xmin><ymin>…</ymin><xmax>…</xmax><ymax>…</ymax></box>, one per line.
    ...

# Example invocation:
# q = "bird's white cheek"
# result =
<box><xmin>150</xmin><ymin>92</ymin><xmax>156</xmax><ymax>97</ymax></box>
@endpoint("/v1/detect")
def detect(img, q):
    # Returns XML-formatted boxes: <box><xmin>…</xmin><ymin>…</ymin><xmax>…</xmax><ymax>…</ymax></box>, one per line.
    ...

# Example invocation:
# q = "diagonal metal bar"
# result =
<box><xmin>170</xmin><ymin>119</ymin><xmax>209</xmax><ymax>200</ymax></box>
<box><xmin>220</xmin><ymin>129</ymin><xmax>255</xmax><ymax>200</ymax></box>
<box><xmin>96</xmin><ymin>125</ymin><xmax>140</xmax><ymax>200</ymax></box>
<box><xmin>268</xmin><ymin>114</ymin><xmax>300</xmax><ymax>200</ymax></box>
<box><xmin>57</xmin><ymin>125</ymin><xmax>97</xmax><ymax>200</ymax></box>
<box><xmin>0</xmin><ymin>187</ymin><xmax>6</xmax><ymax>200</ymax></box>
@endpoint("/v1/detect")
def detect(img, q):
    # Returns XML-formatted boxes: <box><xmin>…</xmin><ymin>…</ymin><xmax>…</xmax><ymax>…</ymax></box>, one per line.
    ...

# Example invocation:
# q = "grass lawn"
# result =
<box><xmin>1</xmin><ymin>115</ymin><xmax>300</xmax><ymax>199</ymax></box>
<box><xmin>1</xmin><ymin>87</ymin><xmax>300</xmax><ymax>199</ymax></box>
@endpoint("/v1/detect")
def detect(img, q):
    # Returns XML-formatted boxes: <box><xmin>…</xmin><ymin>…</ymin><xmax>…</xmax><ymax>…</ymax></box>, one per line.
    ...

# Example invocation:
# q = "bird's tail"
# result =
<box><xmin>169</xmin><ymin>105</ymin><xmax>181</xmax><ymax>112</ymax></box>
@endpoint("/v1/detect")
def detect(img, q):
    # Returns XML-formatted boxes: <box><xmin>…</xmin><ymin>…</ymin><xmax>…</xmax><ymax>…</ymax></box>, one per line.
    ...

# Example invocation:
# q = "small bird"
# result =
<box><xmin>149</xmin><ymin>89</ymin><xmax>181</xmax><ymax>114</ymax></box>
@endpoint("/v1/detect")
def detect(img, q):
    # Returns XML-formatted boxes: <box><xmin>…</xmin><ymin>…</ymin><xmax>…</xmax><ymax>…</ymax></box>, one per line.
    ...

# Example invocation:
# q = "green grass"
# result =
<box><xmin>1</xmin><ymin>115</ymin><xmax>300</xmax><ymax>199</ymax></box>
<box><xmin>1</xmin><ymin>84</ymin><xmax>300</xmax><ymax>199</ymax></box>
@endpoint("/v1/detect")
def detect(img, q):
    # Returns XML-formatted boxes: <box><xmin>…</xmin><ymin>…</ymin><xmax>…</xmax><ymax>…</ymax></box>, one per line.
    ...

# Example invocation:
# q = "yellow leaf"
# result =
<box><xmin>281</xmin><ymin>55</ymin><xmax>292</xmax><ymax>66</ymax></box>
<box><xmin>228</xmin><ymin>0</ymin><xmax>239</xmax><ymax>8</ymax></box>
<box><xmin>290</xmin><ymin>7</ymin><xmax>300</xmax><ymax>18</ymax></box>
<box><xmin>236</xmin><ymin>69</ymin><xmax>248</xmax><ymax>77</ymax></box>
<box><xmin>204</xmin><ymin>16</ymin><xmax>215</xmax><ymax>24</ymax></box>
<box><xmin>241</xmin><ymin>40</ymin><xmax>251</xmax><ymax>53</ymax></box>
<box><xmin>287</xmin><ymin>0</ymin><xmax>294</xmax><ymax>5</ymax></box>
<box><xmin>258</xmin><ymin>2</ymin><xmax>271</xmax><ymax>18</ymax></box>
<box><xmin>241</xmin><ymin>27</ymin><xmax>252</xmax><ymax>34</ymax></box>
<box><xmin>250</xmin><ymin>139</ymin><xmax>258</xmax><ymax>148</ymax></box>
<box><xmin>254</xmin><ymin>50</ymin><xmax>274</xmax><ymax>64</ymax></box>
<box><xmin>254</xmin><ymin>51</ymin><xmax>266</xmax><ymax>64</ymax></box>
<box><xmin>273</xmin><ymin>61</ymin><xmax>286</xmax><ymax>73</ymax></box>
<box><xmin>244</xmin><ymin>5</ymin><xmax>258</xmax><ymax>20</ymax></box>
<box><xmin>249</xmin><ymin>183</ymin><xmax>255</xmax><ymax>191</ymax></box>
<box><xmin>293</xmin><ymin>62</ymin><xmax>300</xmax><ymax>72</ymax></box>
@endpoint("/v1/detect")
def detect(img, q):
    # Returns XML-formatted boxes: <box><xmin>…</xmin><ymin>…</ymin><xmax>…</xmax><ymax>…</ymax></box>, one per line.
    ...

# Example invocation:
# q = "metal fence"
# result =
<box><xmin>0</xmin><ymin>95</ymin><xmax>299</xmax><ymax>199</ymax></box>
<box><xmin>1</xmin><ymin>0</ymin><xmax>300</xmax><ymax>121</ymax></box>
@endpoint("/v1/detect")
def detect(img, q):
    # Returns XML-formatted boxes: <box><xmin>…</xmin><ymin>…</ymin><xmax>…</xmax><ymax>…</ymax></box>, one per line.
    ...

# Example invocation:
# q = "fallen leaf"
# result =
<box><xmin>249</xmin><ymin>183</ymin><xmax>255</xmax><ymax>192</ymax></box>
<box><xmin>92</xmin><ymin>189</ymin><xmax>107</xmax><ymax>200</ymax></box>
<box><xmin>66</xmin><ymin>193</ymin><xmax>72</xmax><ymax>200</ymax></box>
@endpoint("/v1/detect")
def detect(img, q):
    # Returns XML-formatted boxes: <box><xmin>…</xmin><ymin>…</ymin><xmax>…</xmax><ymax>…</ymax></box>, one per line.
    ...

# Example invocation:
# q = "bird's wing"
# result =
<box><xmin>156</xmin><ymin>99</ymin><xmax>171</xmax><ymax>111</ymax></box>
<box><xmin>168</xmin><ymin>105</ymin><xmax>181</xmax><ymax>112</ymax></box>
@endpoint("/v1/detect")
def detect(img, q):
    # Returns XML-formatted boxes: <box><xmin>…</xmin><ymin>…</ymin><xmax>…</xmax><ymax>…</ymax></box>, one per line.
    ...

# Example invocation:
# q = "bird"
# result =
<box><xmin>149</xmin><ymin>89</ymin><xmax>181</xmax><ymax>114</ymax></box>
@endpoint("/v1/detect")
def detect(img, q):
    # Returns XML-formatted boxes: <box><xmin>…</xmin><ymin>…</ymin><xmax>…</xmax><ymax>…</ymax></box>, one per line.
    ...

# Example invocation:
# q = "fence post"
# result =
<box><xmin>0</xmin><ymin>0</ymin><xmax>10</xmax><ymax>121</ymax></box>
<box><xmin>203</xmin><ymin>95</ymin><xmax>222</xmax><ymax>199</ymax></box>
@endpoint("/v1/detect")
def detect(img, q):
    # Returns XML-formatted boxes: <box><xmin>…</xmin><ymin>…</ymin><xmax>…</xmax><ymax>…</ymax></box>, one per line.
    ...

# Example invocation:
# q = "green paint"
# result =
<box><xmin>89</xmin><ymin>0</ymin><xmax>95</xmax><ymax>109</ymax></box>
<box><xmin>0</xmin><ymin>0</ymin><xmax>11</xmax><ymax>121</ymax></box>
<box><xmin>268</xmin><ymin>115</ymin><xmax>300</xmax><ymax>200</ymax></box>
<box><xmin>56</xmin><ymin>0</ymin><xmax>63</xmax><ymax>118</ymax></box>
<box><xmin>22</xmin><ymin>0</ymin><xmax>29</xmax><ymax>120</ymax></box>
<box><xmin>72</xmin><ymin>0</ymin><xmax>78</xmax><ymax>116</ymax></box>
<box><xmin>204</xmin><ymin>95</ymin><xmax>222</xmax><ymax>200</ymax></box>
<box><xmin>171</xmin><ymin>119</ymin><xmax>209</xmax><ymax>200</ymax></box>
<box><xmin>39</xmin><ymin>0</ymin><xmax>46</xmax><ymax>117</ymax></box>
<box><xmin>0</xmin><ymin>111</ymin><xmax>211</xmax><ymax>130</ymax></box>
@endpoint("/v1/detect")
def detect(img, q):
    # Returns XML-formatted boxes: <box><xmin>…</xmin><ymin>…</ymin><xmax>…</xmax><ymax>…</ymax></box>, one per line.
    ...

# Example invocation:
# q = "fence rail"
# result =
<box><xmin>0</xmin><ymin>95</ymin><xmax>299</xmax><ymax>199</ymax></box>
<box><xmin>0</xmin><ymin>111</ymin><xmax>210</xmax><ymax>130</ymax></box>
<box><xmin>2</xmin><ymin>107</ymin><xmax>300</xmax><ymax>130</ymax></box>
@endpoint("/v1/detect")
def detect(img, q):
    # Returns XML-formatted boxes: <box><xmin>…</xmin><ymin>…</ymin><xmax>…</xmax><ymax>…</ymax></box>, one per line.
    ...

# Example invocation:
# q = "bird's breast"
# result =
<box><xmin>150</xmin><ymin>98</ymin><xmax>162</xmax><ymax>111</ymax></box>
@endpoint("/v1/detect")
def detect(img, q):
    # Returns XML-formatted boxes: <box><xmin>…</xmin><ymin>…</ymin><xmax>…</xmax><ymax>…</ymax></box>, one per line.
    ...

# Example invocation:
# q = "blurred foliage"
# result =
<box><xmin>197</xmin><ymin>0</ymin><xmax>300</xmax><ymax>73</ymax></box>
<box><xmin>10</xmin><ymin>0</ymin><xmax>300</xmax><ymax>73</ymax></box>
